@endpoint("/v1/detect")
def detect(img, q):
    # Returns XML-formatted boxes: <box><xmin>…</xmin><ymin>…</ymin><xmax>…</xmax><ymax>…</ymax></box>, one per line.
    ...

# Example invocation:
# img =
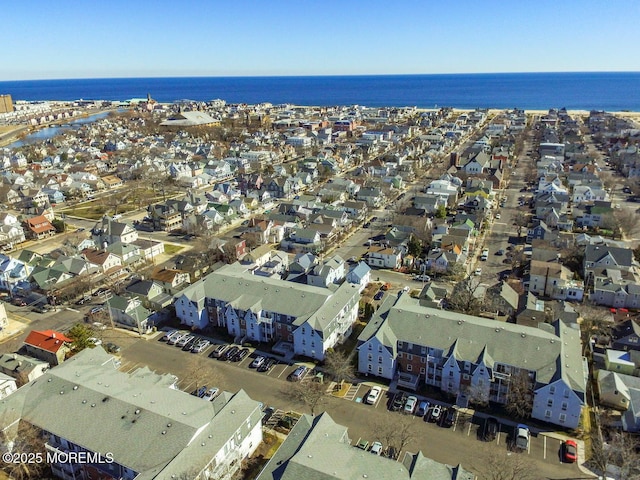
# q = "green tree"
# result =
<box><xmin>67</xmin><ymin>323</ymin><xmax>95</xmax><ymax>352</ymax></box>
<box><xmin>435</xmin><ymin>204</ymin><xmax>447</xmax><ymax>219</ymax></box>
<box><xmin>407</xmin><ymin>234</ymin><xmax>422</xmax><ymax>257</ymax></box>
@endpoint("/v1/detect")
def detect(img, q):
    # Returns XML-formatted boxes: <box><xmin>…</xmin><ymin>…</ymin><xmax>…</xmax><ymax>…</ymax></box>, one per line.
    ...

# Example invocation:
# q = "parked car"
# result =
<box><xmin>209</xmin><ymin>343</ymin><xmax>229</xmax><ymax>358</ymax></box>
<box><xmin>168</xmin><ymin>332</ymin><xmax>187</xmax><ymax>345</ymax></box>
<box><xmin>474</xmin><ymin>267</ymin><xmax>482</xmax><ymax>276</ymax></box>
<box><xmin>563</xmin><ymin>439</ymin><xmax>577</xmax><ymax>463</ymax></box>
<box><xmin>92</xmin><ymin>322</ymin><xmax>107</xmax><ymax>331</ymax></box>
<box><xmin>287</xmin><ymin>366</ymin><xmax>307</xmax><ymax>382</ymax></box>
<box><xmin>356</xmin><ymin>439</ymin><xmax>369</xmax><ymax>450</ymax></box>
<box><xmin>92</xmin><ymin>287</ymin><xmax>110</xmax><ymax>297</ymax></box>
<box><xmin>390</xmin><ymin>392</ymin><xmax>406</xmax><ymax>412</ymax></box>
<box><xmin>191</xmin><ymin>339</ymin><xmax>210</xmax><ymax>353</ymax></box>
<box><xmin>75</xmin><ymin>296</ymin><xmax>90</xmax><ymax>305</ymax></box>
<box><xmin>104</xmin><ymin>342</ymin><xmax>120</xmax><ymax>354</ymax></box>
<box><xmin>222</xmin><ymin>346</ymin><xmax>239</xmax><ymax>361</ymax></box>
<box><xmin>89</xmin><ymin>306</ymin><xmax>104</xmax><ymax>315</ymax></box>
<box><xmin>32</xmin><ymin>305</ymin><xmax>49</xmax><ymax>313</ymax></box>
<box><xmin>232</xmin><ymin>348</ymin><xmax>250</xmax><ymax>362</ymax></box>
<box><xmin>366</xmin><ymin>386</ymin><xmax>382</xmax><ymax>405</ymax></box>
<box><xmin>250</xmin><ymin>356</ymin><xmax>265</xmax><ymax>369</ymax></box>
<box><xmin>429</xmin><ymin>404</ymin><xmax>442</xmax><ymax>423</ymax></box>
<box><xmin>496</xmin><ymin>249</ymin><xmax>505</xmax><ymax>256</ymax></box>
<box><xmin>374</xmin><ymin>291</ymin><xmax>384</xmax><ymax>301</ymax></box>
<box><xmin>87</xmin><ymin>337</ymin><xmax>102</xmax><ymax>347</ymax></box>
<box><xmin>384</xmin><ymin>446</ymin><xmax>398</xmax><ymax>460</ymax></box>
<box><xmin>515</xmin><ymin>424</ymin><xmax>530</xmax><ymax>451</ymax></box>
<box><xmin>495</xmin><ymin>213</ymin><xmax>501</xmax><ymax>220</ymax></box>
<box><xmin>162</xmin><ymin>330</ymin><xmax>178</xmax><ymax>342</ymax></box>
<box><xmin>202</xmin><ymin>387</ymin><xmax>219</xmax><ymax>401</ymax></box>
<box><xmin>440</xmin><ymin>407</ymin><xmax>456</xmax><ymax>428</ymax></box>
<box><xmin>258</xmin><ymin>357</ymin><xmax>276</xmax><ymax>372</ymax></box>
<box><xmin>483</xmin><ymin>417</ymin><xmax>499</xmax><ymax>441</ymax></box>
<box><xmin>11</xmin><ymin>297</ymin><xmax>27</xmax><ymax>306</ymax></box>
<box><xmin>404</xmin><ymin>395</ymin><xmax>418</xmax><ymax>415</ymax></box>
<box><xmin>416</xmin><ymin>400</ymin><xmax>430</xmax><ymax>417</ymax></box>
<box><xmin>176</xmin><ymin>334</ymin><xmax>194</xmax><ymax>348</ymax></box>
<box><xmin>192</xmin><ymin>386</ymin><xmax>208</xmax><ymax>398</ymax></box>
<box><xmin>480</xmin><ymin>249</ymin><xmax>489</xmax><ymax>261</ymax></box>
<box><xmin>414</xmin><ymin>274</ymin><xmax>431</xmax><ymax>282</ymax></box>
<box><xmin>181</xmin><ymin>336</ymin><xmax>198</xmax><ymax>351</ymax></box>
<box><xmin>370</xmin><ymin>441</ymin><xmax>383</xmax><ymax>455</ymax></box>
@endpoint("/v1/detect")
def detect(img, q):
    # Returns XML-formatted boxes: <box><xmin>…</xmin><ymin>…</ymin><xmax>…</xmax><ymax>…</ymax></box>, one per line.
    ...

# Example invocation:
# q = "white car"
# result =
<box><xmin>370</xmin><ymin>441</ymin><xmax>383</xmax><ymax>455</ymax></box>
<box><xmin>202</xmin><ymin>387</ymin><xmax>219</xmax><ymax>401</ymax></box>
<box><xmin>474</xmin><ymin>267</ymin><xmax>482</xmax><ymax>276</ymax></box>
<box><xmin>495</xmin><ymin>213</ymin><xmax>501</xmax><ymax>220</ymax></box>
<box><xmin>366</xmin><ymin>386</ymin><xmax>382</xmax><ymax>405</ymax></box>
<box><xmin>404</xmin><ymin>395</ymin><xmax>418</xmax><ymax>414</ymax></box>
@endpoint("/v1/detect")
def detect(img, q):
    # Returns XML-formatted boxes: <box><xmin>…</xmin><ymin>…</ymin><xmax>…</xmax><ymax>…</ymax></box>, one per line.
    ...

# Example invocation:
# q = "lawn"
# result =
<box><xmin>163</xmin><ymin>243</ymin><xmax>184</xmax><ymax>255</ymax></box>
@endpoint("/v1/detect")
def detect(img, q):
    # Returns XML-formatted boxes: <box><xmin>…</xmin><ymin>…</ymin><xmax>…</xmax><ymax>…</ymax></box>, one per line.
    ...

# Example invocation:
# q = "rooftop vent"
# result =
<box><xmin>82</xmin><ymin>400</ymin><xmax>87</xmax><ymax>404</ymax></box>
<box><xmin>73</xmin><ymin>386</ymin><xmax>78</xmax><ymax>390</ymax></box>
<box><xmin>161</xmin><ymin>430</ymin><xmax>167</xmax><ymax>435</ymax></box>
<box><xmin>91</xmin><ymin>403</ymin><xmax>96</xmax><ymax>407</ymax></box>
<box><xmin>135</xmin><ymin>409</ymin><xmax>140</xmax><ymax>415</ymax></box>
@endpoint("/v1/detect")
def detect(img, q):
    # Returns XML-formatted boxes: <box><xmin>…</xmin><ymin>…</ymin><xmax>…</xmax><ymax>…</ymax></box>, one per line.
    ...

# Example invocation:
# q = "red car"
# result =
<box><xmin>564</xmin><ymin>439</ymin><xmax>578</xmax><ymax>463</ymax></box>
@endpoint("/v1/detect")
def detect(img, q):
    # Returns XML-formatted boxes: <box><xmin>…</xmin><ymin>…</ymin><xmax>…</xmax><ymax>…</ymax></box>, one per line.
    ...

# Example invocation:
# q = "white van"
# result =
<box><xmin>480</xmin><ymin>249</ymin><xmax>489</xmax><ymax>261</ymax></box>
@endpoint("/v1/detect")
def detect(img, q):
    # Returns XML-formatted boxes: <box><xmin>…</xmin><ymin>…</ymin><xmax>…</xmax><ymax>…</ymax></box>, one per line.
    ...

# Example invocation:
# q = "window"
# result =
<box><xmin>378</xmin><ymin>356</ymin><xmax>382</xmax><ymax>364</ymax></box>
<box><xmin>378</xmin><ymin>345</ymin><xmax>382</xmax><ymax>352</ymax></box>
<box><xmin>368</xmin><ymin>364</ymin><xmax>372</xmax><ymax>372</ymax></box>
<box><xmin>378</xmin><ymin>366</ymin><xmax>383</xmax><ymax>375</ymax></box>
<box><xmin>368</xmin><ymin>343</ymin><xmax>372</xmax><ymax>350</ymax></box>
<box><xmin>563</xmin><ymin>389</ymin><xmax>570</xmax><ymax>398</ymax></box>
<box><xmin>549</xmin><ymin>385</ymin><xmax>555</xmax><ymax>394</ymax></box>
<box><xmin>407</xmin><ymin>354</ymin><xmax>413</xmax><ymax>361</ymax></box>
<box><xmin>368</xmin><ymin>354</ymin><xmax>372</xmax><ymax>361</ymax></box>
<box><xmin>407</xmin><ymin>365</ymin><xmax>412</xmax><ymax>372</ymax></box>
<box><xmin>559</xmin><ymin>413</ymin><xmax>566</xmax><ymax>423</ymax></box>
<box><xmin>547</xmin><ymin>398</ymin><xmax>553</xmax><ymax>408</ymax></box>
<box><xmin>561</xmin><ymin>402</ymin><xmax>568</xmax><ymax>411</ymax></box>
<box><xmin>420</xmin><ymin>368</ymin><xmax>425</xmax><ymax>374</ymax></box>
<box><xmin>449</xmin><ymin>371</ymin><xmax>454</xmax><ymax>377</ymax></box>
<box><xmin>545</xmin><ymin>410</ymin><xmax>552</xmax><ymax>418</ymax></box>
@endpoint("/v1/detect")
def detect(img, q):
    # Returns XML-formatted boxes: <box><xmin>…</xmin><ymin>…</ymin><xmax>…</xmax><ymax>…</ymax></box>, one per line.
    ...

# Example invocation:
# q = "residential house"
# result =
<box><xmin>346</xmin><ymin>261</ymin><xmax>371</xmax><ymax>293</ymax></box>
<box><xmin>0</xmin><ymin>347</ymin><xmax>263</xmax><ymax>480</ymax></box>
<box><xmin>486</xmin><ymin>281</ymin><xmax>520</xmax><ymax>318</ymax></box>
<box><xmin>366</xmin><ymin>246</ymin><xmax>402</xmax><ymax>270</ymax></box>
<box><xmin>174</xmin><ymin>263</ymin><xmax>361</xmax><ymax>361</ymax></box>
<box><xmin>23</xmin><ymin>215</ymin><xmax>56</xmax><ymax>240</ymax></box>
<box><xmin>356</xmin><ymin>293</ymin><xmax>586</xmax><ymax>429</ymax></box>
<box><xmin>125</xmin><ymin>279</ymin><xmax>174</xmax><ymax>311</ymax></box>
<box><xmin>91</xmin><ymin>215</ymin><xmax>138</xmax><ymax>246</ymax></box>
<box><xmin>147</xmin><ymin>202</ymin><xmax>182</xmax><ymax>232</ymax></box>
<box><xmin>22</xmin><ymin>329</ymin><xmax>72</xmax><ymax>366</ymax></box>
<box><xmin>0</xmin><ymin>372</ymin><xmax>17</xmax><ymax>399</ymax></box>
<box><xmin>307</xmin><ymin>255</ymin><xmax>346</xmax><ymax>288</ymax></box>
<box><xmin>105</xmin><ymin>295</ymin><xmax>153</xmax><ymax>333</ymax></box>
<box><xmin>0</xmin><ymin>352</ymin><xmax>49</xmax><ymax>386</ymax></box>
<box><xmin>82</xmin><ymin>248</ymin><xmax>123</xmax><ymax>275</ymax></box>
<box><xmin>150</xmin><ymin>267</ymin><xmax>190</xmax><ymax>296</ymax></box>
<box><xmin>612</xmin><ymin>320</ymin><xmax>640</xmax><ymax>352</ymax></box>
<box><xmin>527</xmin><ymin>259</ymin><xmax>584</xmax><ymax>301</ymax></box>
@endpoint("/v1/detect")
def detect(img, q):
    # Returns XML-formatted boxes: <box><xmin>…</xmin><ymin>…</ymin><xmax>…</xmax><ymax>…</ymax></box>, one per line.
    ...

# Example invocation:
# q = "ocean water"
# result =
<box><xmin>1</xmin><ymin>72</ymin><xmax>639</xmax><ymax>111</ymax></box>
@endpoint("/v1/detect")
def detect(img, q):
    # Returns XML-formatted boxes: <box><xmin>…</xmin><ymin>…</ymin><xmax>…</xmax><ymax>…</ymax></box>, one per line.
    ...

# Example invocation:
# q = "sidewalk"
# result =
<box><xmin>0</xmin><ymin>317</ymin><xmax>28</xmax><ymax>344</ymax></box>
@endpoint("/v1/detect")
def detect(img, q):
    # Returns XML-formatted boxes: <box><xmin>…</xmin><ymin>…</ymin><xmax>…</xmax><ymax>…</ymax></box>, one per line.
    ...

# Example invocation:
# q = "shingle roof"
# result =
<box><xmin>23</xmin><ymin>330</ymin><xmax>72</xmax><ymax>353</ymax></box>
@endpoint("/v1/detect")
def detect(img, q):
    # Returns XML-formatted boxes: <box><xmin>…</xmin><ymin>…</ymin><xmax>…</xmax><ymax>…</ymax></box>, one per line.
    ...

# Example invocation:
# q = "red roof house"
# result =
<box><xmin>23</xmin><ymin>329</ymin><xmax>72</xmax><ymax>366</ymax></box>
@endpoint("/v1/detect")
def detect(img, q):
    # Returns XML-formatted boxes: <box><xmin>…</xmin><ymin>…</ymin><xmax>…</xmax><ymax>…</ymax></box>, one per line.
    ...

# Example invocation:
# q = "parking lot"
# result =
<box><xmin>115</xmin><ymin>333</ymin><xmax>583</xmax><ymax>478</ymax></box>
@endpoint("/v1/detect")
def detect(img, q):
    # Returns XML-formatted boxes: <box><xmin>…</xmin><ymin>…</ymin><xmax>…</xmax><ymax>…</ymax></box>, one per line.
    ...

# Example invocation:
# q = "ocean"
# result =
<box><xmin>1</xmin><ymin>72</ymin><xmax>639</xmax><ymax>111</ymax></box>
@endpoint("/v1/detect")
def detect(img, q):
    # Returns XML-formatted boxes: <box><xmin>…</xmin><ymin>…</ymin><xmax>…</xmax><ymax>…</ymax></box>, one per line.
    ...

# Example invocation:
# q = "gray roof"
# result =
<box><xmin>0</xmin><ymin>348</ymin><xmax>262</xmax><ymax>479</ymax></box>
<box><xmin>585</xmin><ymin>245</ymin><xmax>633</xmax><ymax>267</ymax></box>
<box><xmin>358</xmin><ymin>293</ymin><xmax>585</xmax><ymax>392</ymax></box>
<box><xmin>178</xmin><ymin>263</ymin><xmax>361</xmax><ymax>336</ymax></box>
<box><xmin>256</xmin><ymin>412</ymin><xmax>469</xmax><ymax>480</ymax></box>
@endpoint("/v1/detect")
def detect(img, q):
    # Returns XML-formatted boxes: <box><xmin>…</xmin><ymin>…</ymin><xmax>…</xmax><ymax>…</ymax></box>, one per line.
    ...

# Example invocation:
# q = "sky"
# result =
<box><xmin>3</xmin><ymin>0</ymin><xmax>640</xmax><ymax>81</ymax></box>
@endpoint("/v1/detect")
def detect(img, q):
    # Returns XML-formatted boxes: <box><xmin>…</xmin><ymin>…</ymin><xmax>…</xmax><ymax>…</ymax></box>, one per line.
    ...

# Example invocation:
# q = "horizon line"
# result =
<box><xmin>1</xmin><ymin>70</ymin><xmax>640</xmax><ymax>83</ymax></box>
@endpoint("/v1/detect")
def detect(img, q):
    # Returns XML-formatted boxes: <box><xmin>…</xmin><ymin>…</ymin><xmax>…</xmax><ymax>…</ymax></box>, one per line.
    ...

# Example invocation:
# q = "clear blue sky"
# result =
<box><xmin>3</xmin><ymin>0</ymin><xmax>639</xmax><ymax>80</ymax></box>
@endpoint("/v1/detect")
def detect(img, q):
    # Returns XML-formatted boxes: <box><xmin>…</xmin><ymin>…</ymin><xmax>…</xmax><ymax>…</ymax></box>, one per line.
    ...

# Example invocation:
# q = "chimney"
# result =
<box><xmin>52</xmin><ymin>333</ymin><xmax>56</xmax><ymax>339</ymax></box>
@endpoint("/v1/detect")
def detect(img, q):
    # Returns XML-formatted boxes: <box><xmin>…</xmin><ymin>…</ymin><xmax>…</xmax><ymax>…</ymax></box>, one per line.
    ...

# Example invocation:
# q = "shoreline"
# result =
<box><xmin>3</xmin><ymin>107</ymin><xmax>639</xmax><ymax>150</ymax></box>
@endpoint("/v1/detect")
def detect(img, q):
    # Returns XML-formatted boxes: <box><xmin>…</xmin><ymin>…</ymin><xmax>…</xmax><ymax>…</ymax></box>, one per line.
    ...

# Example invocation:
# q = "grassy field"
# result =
<box><xmin>163</xmin><ymin>243</ymin><xmax>184</xmax><ymax>255</ymax></box>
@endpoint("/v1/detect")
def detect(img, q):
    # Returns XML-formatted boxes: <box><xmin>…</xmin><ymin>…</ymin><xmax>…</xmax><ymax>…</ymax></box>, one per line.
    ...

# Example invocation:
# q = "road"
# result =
<box><xmin>115</xmin><ymin>333</ymin><xmax>584</xmax><ymax>479</ymax></box>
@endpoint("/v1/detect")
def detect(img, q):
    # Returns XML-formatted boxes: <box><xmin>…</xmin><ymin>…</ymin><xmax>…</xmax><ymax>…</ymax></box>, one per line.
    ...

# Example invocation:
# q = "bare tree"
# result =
<box><xmin>286</xmin><ymin>380</ymin><xmax>326</xmax><ymax>416</ymax></box>
<box><xmin>512</xmin><ymin>212</ymin><xmax>529</xmax><ymax>238</ymax></box>
<box><xmin>471</xmin><ymin>444</ymin><xmax>537</xmax><ymax>480</ymax></box>
<box><xmin>504</xmin><ymin>369</ymin><xmax>533</xmax><ymax>419</ymax></box>
<box><xmin>446</xmin><ymin>276</ymin><xmax>486</xmax><ymax>316</ymax></box>
<box><xmin>614</xmin><ymin>209</ymin><xmax>640</xmax><ymax>239</ymax></box>
<box><xmin>0</xmin><ymin>420</ymin><xmax>47</xmax><ymax>480</ymax></box>
<box><xmin>323</xmin><ymin>350</ymin><xmax>355</xmax><ymax>387</ymax></box>
<box><xmin>181</xmin><ymin>354</ymin><xmax>225</xmax><ymax>395</ymax></box>
<box><xmin>372</xmin><ymin>414</ymin><xmax>417</xmax><ymax>457</ymax></box>
<box><xmin>588</xmin><ymin>428</ymin><xmax>640</xmax><ymax>479</ymax></box>
<box><xmin>576</xmin><ymin>305</ymin><xmax>613</xmax><ymax>355</ymax></box>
